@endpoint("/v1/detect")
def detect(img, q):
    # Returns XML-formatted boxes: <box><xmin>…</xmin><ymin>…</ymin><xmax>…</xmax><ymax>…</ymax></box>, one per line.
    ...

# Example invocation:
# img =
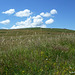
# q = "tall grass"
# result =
<box><xmin>0</xmin><ymin>28</ymin><xmax>75</xmax><ymax>75</ymax></box>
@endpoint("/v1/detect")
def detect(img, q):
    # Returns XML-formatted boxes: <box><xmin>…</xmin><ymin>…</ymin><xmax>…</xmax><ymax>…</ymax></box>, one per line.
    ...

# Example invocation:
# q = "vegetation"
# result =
<box><xmin>0</xmin><ymin>28</ymin><xmax>75</xmax><ymax>75</ymax></box>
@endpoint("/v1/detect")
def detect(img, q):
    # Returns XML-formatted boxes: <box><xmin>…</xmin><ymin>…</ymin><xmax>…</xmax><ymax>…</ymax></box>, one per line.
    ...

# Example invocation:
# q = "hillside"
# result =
<box><xmin>0</xmin><ymin>28</ymin><xmax>75</xmax><ymax>75</ymax></box>
<box><xmin>0</xmin><ymin>28</ymin><xmax>75</xmax><ymax>36</ymax></box>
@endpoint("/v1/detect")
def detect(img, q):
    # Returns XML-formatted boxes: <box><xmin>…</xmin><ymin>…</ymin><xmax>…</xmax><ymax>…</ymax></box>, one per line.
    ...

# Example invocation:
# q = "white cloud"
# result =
<box><xmin>0</xmin><ymin>19</ymin><xmax>10</xmax><ymax>25</ymax></box>
<box><xmin>40</xmin><ymin>25</ymin><xmax>46</xmax><ymax>28</ymax></box>
<box><xmin>15</xmin><ymin>9</ymin><xmax>32</xmax><ymax>17</ymax></box>
<box><xmin>40</xmin><ymin>12</ymin><xmax>51</xmax><ymax>17</ymax></box>
<box><xmin>32</xmin><ymin>15</ymin><xmax>43</xmax><ymax>27</ymax></box>
<box><xmin>10</xmin><ymin>9</ymin><xmax>58</xmax><ymax>29</ymax></box>
<box><xmin>33</xmin><ymin>15</ymin><xmax>42</xmax><ymax>19</ymax></box>
<box><xmin>50</xmin><ymin>9</ymin><xmax>57</xmax><ymax>14</ymax></box>
<box><xmin>11</xmin><ymin>16</ymin><xmax>46</xmax><ymax>29</ymax></box>
<box><xmin>2</xmin><ymin>27</ymin><xmax>8</xmax><ymax>29</ymax></box>
<box><xmin>2</xmin><ymin>9</ymin><xmax>15</xmax><ymax>15</ymax></box>
<box><xmin>45</xmin><ymin>18</ymin><xmax>54</xmax><ymax>24</ymax></box>
<box><xmin>11</xmin><ymin>17</ymin><xmax>32</xmax><ymax>29</ymax></box>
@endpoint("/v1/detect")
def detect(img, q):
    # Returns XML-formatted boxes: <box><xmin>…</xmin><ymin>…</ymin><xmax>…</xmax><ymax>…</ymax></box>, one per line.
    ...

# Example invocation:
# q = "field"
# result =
<box><xmin>0</xmin><ymin>28</ymin><xmax>75</xmax><ymax>75</ymax></box>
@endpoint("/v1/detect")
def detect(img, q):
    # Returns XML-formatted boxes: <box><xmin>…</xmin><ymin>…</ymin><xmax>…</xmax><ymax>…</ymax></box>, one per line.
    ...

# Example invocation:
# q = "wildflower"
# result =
<box><xmin>65</xmin><ymin>68</ymin><xmax>68</xmax><ymax>71</ymax></box>
<box><xmin>41</xmin><ymin>51</ymin><xmax>44</xmax><ymax>55</ymax></box>
<box><xmin>69</xmin><ymin>66</ymin><xmax>72</xmax><ymax>69</ymax></box>
<box><xmin>45</xmin><ymin>65</ymin><xmax>47</xmax><ymax>68</ymax></box>
<box><xmin>40</xmin><ymin>68</ymin><xmax>43</xmax><ymax>72</ymax></box>
<box><xmin>63</xmin><ymin>70</ymin><xmax>66</xmax><ymax>73</ymax></box>
<box><xmin>46</xmin><ymin>58</ymin><xmax>48</xmax><ymax>60</ymax></box>
<box><xmin>62</xmin><ymin>70</ymin><xmax>66</xmax><ymax>74</ymax></box>
<box><xmin>69</xmin><ymin>71</ymin><xmax>71</xmax><ymax>73</ymax></box>
<box><xmin>53</xmin><ymin>63</ymin><xmax>56</xmax><ymax>66</ymax></box>
<box><xmin>56</xmin><ymin>71</ymin><xmax>59</xmax><ymax>74</ymax></box>
<box><xmin>22</xmin><ymin>71</ymin><xmax>24</xmax><ymax>73</ymax></box>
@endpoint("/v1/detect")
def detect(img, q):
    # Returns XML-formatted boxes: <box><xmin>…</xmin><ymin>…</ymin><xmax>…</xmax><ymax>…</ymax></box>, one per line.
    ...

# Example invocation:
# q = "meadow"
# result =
<box><xmin>0</xmin><ymin>28</ymin><xmax>75</xmax><ymax>75</ymax></box>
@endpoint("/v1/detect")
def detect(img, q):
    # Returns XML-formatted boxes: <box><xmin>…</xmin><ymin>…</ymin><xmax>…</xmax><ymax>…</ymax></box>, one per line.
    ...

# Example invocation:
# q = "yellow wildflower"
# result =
<box><xmin>53</xmin><ymin>63</ymin><xmax>56</xmax><ymax>66</ymax></box>
<box><xmin>69</xmin><ymin>71</ymin><xmax>71</xmax><ymax>73</ymax></box>
<box><xmin>56</xmin><ymin>71</ymin><xmax>59</xmax><ymax>75</ymax></box>
<box><xmin>41</xmin><ymin>51</ymin><xmax>44</xmax><ymax>55</ymax></box>
<box><xmin>22</xmin><ymin>71</ymin><xmax>24</xmax><ymax>73</ymax></box>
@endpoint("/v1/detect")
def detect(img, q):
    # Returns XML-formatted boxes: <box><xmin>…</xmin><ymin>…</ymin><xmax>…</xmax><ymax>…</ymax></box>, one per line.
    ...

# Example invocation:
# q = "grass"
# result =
<box><xmin>0</xmin><ymin>28</ymin><xmax>75</xmax><ymax>75</ymax></box>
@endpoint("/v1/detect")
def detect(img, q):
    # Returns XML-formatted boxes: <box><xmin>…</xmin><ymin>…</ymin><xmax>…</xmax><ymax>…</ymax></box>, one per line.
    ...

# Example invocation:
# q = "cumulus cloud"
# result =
<box><xmin>45</xmin><ymin>18</ymin><xmax>54</xmax><ymax>24</ymax></box>
<box><xmin>33</xmin><ymin>15</ymin><xmax>42</xmax><ymax>19</ymax></box>
<box><xmin>2</xmin><ymin>9</ymin><xmax>15</xmax><ymax>15</ymax></box>
<box><xmin>10</xmin><ymin>9</ymin><xmax>57</xmax><ymax>29</ymax></box>
<box><xmin>15</xmin><ymin>9</ymin><xmax>32</xmax><ymax>17</ymax></box>
<box><xmin>0</xmin><ymin>19</ymin><xmax>10</xmax><ymax>25</ymax></box>
<box><xmin>40</xmin><ymin>12</ymin><xmax>51</xmax><ymax>17</ymax></box>
<box><xmin>50</xmin><ymin>9</ymin><xmax>57</xmax><ymax>14</ymax></box>
<box><xmin>11</xmin><ymin>16</ymin><xmax>46</xmax><ymax>29</ymax></box>
<box><xmin>32</xmin><ymin>15</ymin><xmax>43</xmax><ymax>26</ymax></box>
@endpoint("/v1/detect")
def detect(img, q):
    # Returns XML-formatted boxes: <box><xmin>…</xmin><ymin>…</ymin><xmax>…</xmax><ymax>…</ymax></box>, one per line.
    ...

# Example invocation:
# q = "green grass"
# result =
<box><xmin>0</xmin><ymin>28</ymin><xmax>75</xmax><ymax>75</ymax></box>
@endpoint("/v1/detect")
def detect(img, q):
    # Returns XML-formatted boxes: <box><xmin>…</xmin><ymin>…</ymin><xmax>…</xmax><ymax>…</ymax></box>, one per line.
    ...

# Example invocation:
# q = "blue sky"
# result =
<box><xmin>0</xmin><ymin>0</ymin><xmax>75</xmax><ymax>30</ymax></box>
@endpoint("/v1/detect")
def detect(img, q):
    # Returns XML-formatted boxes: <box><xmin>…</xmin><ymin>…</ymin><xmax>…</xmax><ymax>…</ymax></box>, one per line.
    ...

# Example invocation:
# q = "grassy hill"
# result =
<box><xmin>0</xmin><ymin>28</ymin><xmax>75</xmax><ymax>75</ymax></box>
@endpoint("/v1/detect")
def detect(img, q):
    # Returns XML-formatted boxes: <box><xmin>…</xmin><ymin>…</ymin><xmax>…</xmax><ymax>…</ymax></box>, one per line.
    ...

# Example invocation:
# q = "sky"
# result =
<box><xmin>0</xmin><ymin>0</ymin><xmax>75</xmax><ymax>30</ymax></box>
